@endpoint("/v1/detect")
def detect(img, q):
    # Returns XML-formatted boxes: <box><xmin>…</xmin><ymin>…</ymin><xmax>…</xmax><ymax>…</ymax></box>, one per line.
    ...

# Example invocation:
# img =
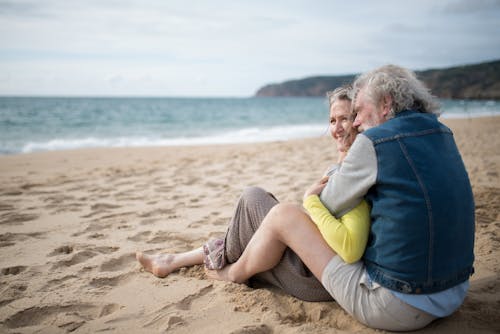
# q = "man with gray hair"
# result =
<box><xmin>320</xmin><ymin>64</ymin><xmax>475</xmax><ymax>330</ymax></box>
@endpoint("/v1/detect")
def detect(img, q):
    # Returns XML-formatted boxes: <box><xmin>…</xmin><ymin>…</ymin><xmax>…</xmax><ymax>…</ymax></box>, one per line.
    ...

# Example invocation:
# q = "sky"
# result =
<box><xmin>0</xmin><ymin>0</ymin><xmax>499</xmax><ymax>97</ymax></box>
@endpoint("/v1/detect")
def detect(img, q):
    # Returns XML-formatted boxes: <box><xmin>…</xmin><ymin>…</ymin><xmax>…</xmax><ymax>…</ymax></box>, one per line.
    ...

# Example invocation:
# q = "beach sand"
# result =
<box><xmin>0</xmin><ymin>117</ymin><xmax>499</xmax><ymax>334</ymax></box>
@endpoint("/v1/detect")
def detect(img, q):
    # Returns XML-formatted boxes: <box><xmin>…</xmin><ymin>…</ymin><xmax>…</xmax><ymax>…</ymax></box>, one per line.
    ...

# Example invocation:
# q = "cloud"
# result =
<box><xmin>0</xmin><ymin>1</ymin><xmax>499</xmax><ymax>96</ymax></box>
<box><xmin>441</xmin><ymin>0</ymin><xmax>500</xmax><ymax>13</ymax></box>
<box><xmin>0</xmin><ymin>0</ymin><xmax>50</xmax><ymax>18</ymax></box>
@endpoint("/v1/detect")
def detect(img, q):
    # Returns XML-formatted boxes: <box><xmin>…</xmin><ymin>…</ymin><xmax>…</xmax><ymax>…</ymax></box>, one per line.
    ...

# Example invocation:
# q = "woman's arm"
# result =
<box><xmin>303</xmin><ymin>195</ymin><xmax>370</xmax><ymax>263</ymax></box>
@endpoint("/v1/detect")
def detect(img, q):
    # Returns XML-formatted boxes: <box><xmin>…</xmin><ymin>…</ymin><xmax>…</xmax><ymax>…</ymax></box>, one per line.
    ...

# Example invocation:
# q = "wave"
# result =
<box><xmin>440</xmin><ymin>110</ymin><xmax>500</xmax><ymax>119</ymax></box>
<box><xmin>440</xmin><ymin>100</ymin><xmax>500</xmax><ymax>119</ymax></box>
<box><xmin>4</xmin><ymin>112</ymin><xmax>499</xmax><ymax>155</ymax></box>
<box><xmin>15</xmin><ymin>124</ymin><xmax>328</xmax><ymax>154</ymax></box>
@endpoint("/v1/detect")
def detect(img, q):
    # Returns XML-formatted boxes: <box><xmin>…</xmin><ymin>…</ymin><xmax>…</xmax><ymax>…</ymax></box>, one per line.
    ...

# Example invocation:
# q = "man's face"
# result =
<box><xmin>353</xmin><ymin>87</ymin><xmax>388</xmax><ymax>132</ymax></box>
<box><xmin>329</xmin><ymin>99</ymin><xmax>357</xmax><ymax>152</ymax></box>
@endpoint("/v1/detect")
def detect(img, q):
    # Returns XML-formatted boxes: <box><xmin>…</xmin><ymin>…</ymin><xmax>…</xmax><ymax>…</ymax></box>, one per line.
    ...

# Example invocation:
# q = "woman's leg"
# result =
<box><xmin>136</xmin><ymin>247</ymin><xmax>204</xmax><ymax>278</ymax></box>
<box><xmin>224</xmin><ymin>187</ymin><xmax>332</xmax><ymax>301</ymax></box>
<box><xmin>224</xmin><ymin>187</ymin><xmax>279</xmax><ymax>263</ymax></box>
<box><xmin>135</xmin><ymin>186</ymin><xmax>277</xmax><ymax>279</ymax></box>
<box><xmin>206</xmin><ymin>203</ymin><xmax>336</xmax><ymax>284</ymax></box>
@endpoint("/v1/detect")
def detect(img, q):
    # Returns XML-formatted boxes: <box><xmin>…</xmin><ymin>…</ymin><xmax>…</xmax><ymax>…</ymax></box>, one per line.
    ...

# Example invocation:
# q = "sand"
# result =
<box><xmin>0</xmin><ymin>117</ymin><xmax>499</xmax><ymax>334</ymax></box>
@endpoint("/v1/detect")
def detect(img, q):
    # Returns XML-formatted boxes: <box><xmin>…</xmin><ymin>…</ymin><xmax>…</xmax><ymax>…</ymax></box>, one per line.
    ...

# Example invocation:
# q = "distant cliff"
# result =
<box><xmin>255</xmin><ymin>59</ymin><xmax>500</xmax><ymax>100</ymax></box>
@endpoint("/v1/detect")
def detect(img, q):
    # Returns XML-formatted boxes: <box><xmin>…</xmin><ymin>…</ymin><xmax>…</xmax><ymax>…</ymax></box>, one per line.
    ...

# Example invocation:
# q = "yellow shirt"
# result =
<box><xmin>303</xmin><ymin>195</ymin><xmax>370</xmax><ymax>263</ymax></box>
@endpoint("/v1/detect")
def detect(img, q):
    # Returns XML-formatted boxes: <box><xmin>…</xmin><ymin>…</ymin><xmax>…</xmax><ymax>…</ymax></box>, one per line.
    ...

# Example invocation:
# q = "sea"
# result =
<box><xmin>0</xmin><ymin>97</ymin><xmax>499</xmax><ymax>155</ymax></box>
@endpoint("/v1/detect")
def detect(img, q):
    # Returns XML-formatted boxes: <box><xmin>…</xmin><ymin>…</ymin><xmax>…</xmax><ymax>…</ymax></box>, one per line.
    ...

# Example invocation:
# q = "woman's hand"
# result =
<box><xmin>303</xmin><ymin>176</ymin><xmax>329</xmax><ymax>201</ymax></box>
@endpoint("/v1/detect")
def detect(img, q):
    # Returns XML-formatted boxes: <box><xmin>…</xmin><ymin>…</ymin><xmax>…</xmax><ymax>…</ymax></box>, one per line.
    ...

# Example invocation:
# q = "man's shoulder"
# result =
<box><xmin>347</xmin><ymin>134</ymin><xmax>377</xmax><ymax>162</ymax></box>
<box><xmin>363</xmin><ymin>111</ymin><xmax>445</xmax><ymax>142</ymax></box>
<box><xmin>361</xmin><ymin>123</ymin><xmax>396</xmax><ymax>142</ymax></box>
<box><xmin>350</xmin><ymin>133</ymin><xmax>375</xmax><ymax>150</ymax></box>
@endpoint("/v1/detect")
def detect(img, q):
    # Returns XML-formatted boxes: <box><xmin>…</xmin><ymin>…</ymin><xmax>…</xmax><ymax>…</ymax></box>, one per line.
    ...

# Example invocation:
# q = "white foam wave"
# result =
<box><xmin>440</xmin><ymin>100</ymin><xmax>500</xmax><ymax>119</ymax></box>
<box><xmin>20</xmin><ymin>124</ymin><xmax>328</xmax><ymax>153</ymax></box>
<box><xmin>440</xmin><ymin>110</ymin><xmax>500</xmax><ymax>119</ymax></box>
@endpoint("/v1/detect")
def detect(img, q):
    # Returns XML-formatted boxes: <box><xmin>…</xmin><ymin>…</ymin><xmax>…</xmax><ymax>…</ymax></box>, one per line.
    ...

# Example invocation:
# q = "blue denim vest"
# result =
<box><xmin>362</xmin><ymin>110</ymin><xmax>475</xmax><ymax>294</ymax></box>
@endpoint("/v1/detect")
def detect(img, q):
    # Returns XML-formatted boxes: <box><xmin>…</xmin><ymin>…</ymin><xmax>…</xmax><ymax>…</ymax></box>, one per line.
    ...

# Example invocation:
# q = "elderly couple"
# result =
<box><xmin>137</xmin><ymin>65</ymin><xmax>475</xmax><ymax>331</ymax></box>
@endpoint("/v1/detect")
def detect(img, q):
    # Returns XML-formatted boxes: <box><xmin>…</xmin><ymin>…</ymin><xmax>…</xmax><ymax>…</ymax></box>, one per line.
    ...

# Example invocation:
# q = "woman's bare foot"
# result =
<box><xmin>136</xmin><ymin>252</ymin><xmax>176</xmax><ymax>278</ymax></box>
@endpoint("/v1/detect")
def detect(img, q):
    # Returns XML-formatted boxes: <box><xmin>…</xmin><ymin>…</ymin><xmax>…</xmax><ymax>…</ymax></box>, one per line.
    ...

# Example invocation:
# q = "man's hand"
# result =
<box><xmin>303</xmin><ymin>176</ymin><xmax>329</xmax><ymax>201</ymax></box>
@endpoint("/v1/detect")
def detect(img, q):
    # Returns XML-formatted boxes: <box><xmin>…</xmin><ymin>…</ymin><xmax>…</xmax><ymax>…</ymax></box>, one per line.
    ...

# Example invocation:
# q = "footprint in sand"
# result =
<box><xmin>165</xmin><ymin>315</ymin><xmax>185</xmax><ymax>330</ymax></box>
<box><xmin>155</xmin><ymin>185</ymin><xmax>174</xmax><ymax>193</ymax></box>
<box><xmin>0</xmin><ymin>203</ymin><xmax>15</xmax><ymax>211</ymax></box>
<box><xmin>144</xmin><ymin>285</ymin><xmax>213</xmax><ymax>329</ymax></box>
<box><xmin>2</xmin><ymin>302</ymin><xmax>121</xmax><ymax>331</ymax></box>
<box><xmin>188</xmin><ymin>213</ymin><xmax>227</xmax><ymax>228</ymax></box>
<box><xmin>94</xmin><ymin>246</ymin><xmax>120</xmax><ymax>254</ymax></box>
<box><xmin>0</xmin><ymin>240</ymin><xmax>15</xmax><ymax>248</ymax></box>
<box><xmin>0</xmin><ymin>212</ymin><xmax>39</xmax><ymax>225</ymax></box>
<box><xmin>19</xmin><ymin>182</ymin><xmax>43</xmax><ymax>190</ymax></box>
<box><xmin>147</xmin><ymin>231</ymin><xmax>172</xmax><ymax>244</ymax></box>
<box><xmin>187</xmin><ymin>220</ymin><xmax>203</xmax><ymax>228</ymax></box>
<box><xmin>137</xmin><ymin>207</ymin><xmax>177</xmax><ymax>219</ymax></box>
<box><xmin>40</xmin><ymin>275</ymin><xmax>78</xmax><ymax>292</ymax></box>
<box><xmin>229</xmin><ymin>324</ymin><xmax>272</xmax><ymax>334</ymax></box>
<box><xmin>48</xmin><ymin>245</ymin><xmax>74</xmax><ymax>256</ymax></box>
<box><xmin>211</xmin><ymin>217</ymin><xmax>229</xmax><ymax>226</ymax></box>
<box><xmin>90</xmin><ymin>203</ymin><xmax>122</xmax><ymax>211</ymax></box>
<box><xmin>128</xmin><ymin>231</ymin><xmax>152</xmax><ymax>242</ymax></box>
<box><xmin>88</xmin><ymin>233</ymin><xmax>106</xmax><ymax>239</ymax></box>
<box><xmin>1</xmin><ymin>189</ymin><xmax>23</xmax><ymax>196</ymax></box>
<box><xmin>89</xmin><ymin>273</ymin><xmax>132</xmax><ymax>288</ymax></box>
<box><xmin>79</xmin><ymin>203</ymin><xmax>122</xmax><ymax>219</ymax></box>
<box><xmin>1</xmin><ymin>265</ymin><xmax>27</xmax><ymax>275</ymax></box>
<box><xmin>140</xmin><ymin>218</ymin><xmax>161</xmax><ymax>226</ymax></box>
<box><xmin>99</xmin><ymin>253</ymin><xmax>135</xmax><ymax>272</ymax></box>
<box><xmin>72</xmin><ymin>220</ymin><xmax>113</xmax><ymax>237</ymax></box>
<box><xmin>0</xmin><ymin>283</ymin><xmax>27</xmax><ymax>307</ymax></box>
<box><xmin>143</xmin><ymin>313</ymin><xmax>186</xmax><ymax>331</ymax></box>
<box><xmin>173</xmin><ymin>285</ymin><xmax>213</xmax><ymax>311</ymax></box>
<box><xmin>0</xmin><ymin>232</ymin><xmax>45</xmax><ymax>248</ymax></box>
<box><xmin>51</xmin><ymin>250</ymin><xmax>97</xmax><ymax>269</ymax></box>
<box><xmin>99</xmin><ymin>303</ymin><xmax>121</xmax><ymax>317</ymax></box>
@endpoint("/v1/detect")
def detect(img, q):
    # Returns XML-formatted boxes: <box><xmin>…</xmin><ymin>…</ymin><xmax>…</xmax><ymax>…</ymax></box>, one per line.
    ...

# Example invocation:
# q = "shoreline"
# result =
<box><xmin>1</xmin><ymin>115</ymin><xmax>499</xmax><ymax>157</ymax></box>
<box><xmin>0</xmin><ymin>116</ymin><xmax>499</xmax><ymax>333</ymax></box>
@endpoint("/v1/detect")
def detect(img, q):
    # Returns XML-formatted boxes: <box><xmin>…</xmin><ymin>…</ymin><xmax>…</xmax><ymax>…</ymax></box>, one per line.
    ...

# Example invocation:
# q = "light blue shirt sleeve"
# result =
<box><xmin>392</xmin><ymin>281</ymin><xmax>470</xmax><ymax>317</ymax></box>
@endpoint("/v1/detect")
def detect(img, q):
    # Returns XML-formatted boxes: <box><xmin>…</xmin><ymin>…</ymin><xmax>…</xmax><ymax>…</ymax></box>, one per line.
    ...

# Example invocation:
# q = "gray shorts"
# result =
<box><xmin>321</xmin><ymin>256</ymin><xmax>437</xmax><ymax>331</ymax></box>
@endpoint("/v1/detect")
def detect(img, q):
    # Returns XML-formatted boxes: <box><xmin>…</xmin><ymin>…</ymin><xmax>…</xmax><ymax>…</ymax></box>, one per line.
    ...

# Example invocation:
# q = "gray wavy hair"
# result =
<box><xmin>353</xmin><ymin>65</ymin><xmax>440</xmax><ymax>117</ymax></box>
<box><xmin>326</xmin><ymin>84</ymin><xmax>353</xmax><ymax>108</ymax></box>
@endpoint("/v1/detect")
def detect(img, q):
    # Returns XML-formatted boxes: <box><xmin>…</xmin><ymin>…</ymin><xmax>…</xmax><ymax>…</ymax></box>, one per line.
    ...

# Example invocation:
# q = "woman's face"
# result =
<box><xmin>329</xmin><ymin>99</ymin><xmax>357</xmax><ymax>152</ymax></box>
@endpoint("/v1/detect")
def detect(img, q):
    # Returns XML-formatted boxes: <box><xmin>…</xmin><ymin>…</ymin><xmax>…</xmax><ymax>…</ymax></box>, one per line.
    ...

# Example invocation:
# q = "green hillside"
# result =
<box><xmin>255</xmin><ymin>59</ymin><xmax>500</xmax><ymax>100</ymax></box>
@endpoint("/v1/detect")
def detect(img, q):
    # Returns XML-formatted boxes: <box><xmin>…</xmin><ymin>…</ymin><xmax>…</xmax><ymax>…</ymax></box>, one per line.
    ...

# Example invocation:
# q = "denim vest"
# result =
<box><xmin>363</xmin><ymin>110</ymin><xmax>475</xmax><ymax>294</ymax></box>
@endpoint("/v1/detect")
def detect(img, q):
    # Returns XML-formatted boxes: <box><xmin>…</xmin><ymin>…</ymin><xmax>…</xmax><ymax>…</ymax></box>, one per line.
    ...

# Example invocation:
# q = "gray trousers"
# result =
<box><xmin>224</xmin><ymin>186</ymin><xmax>333</xmax><ymax>302</ymax></box>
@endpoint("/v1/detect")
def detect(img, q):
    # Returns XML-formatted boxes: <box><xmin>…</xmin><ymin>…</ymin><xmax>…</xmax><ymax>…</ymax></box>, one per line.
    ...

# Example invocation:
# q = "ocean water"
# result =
<box><xmin>0</xmin><ymin>97</ymin><xmax>499</xmax><ymax>155</ymax></box>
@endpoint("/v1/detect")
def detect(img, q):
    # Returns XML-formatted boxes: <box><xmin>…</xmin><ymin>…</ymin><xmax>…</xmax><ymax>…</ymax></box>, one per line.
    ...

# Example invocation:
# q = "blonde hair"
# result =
<box><xmin>326</xmin><ymin>84</ymin><xmax>353</xmax><ymax>107</ymax></box>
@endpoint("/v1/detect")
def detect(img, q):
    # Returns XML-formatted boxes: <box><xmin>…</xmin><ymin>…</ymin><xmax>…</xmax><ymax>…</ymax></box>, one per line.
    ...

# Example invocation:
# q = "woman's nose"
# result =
<box><xmin>332</xmin><ymin>122</ymin><xmax>342</xmax><ymax>136</ymax></box>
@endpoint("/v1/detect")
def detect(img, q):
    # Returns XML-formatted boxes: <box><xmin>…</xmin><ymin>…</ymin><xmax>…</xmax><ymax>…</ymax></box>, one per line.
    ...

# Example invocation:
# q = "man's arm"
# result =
<box><xmin>323</xmin><ymin>164</ymin><xmax>340</xmax><ymax>177</ymax></box>
<box><xmin>320</xmin><ymin>134</ymin><xmax>378</xmax><ymax>216</ymax></box>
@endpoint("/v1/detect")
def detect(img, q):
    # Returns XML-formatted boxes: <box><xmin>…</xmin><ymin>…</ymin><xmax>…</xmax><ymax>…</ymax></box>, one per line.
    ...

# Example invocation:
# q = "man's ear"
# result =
<box><xmin>381</xmin><ymin>95</ymin><xmax>393</xmax><ymax>116</ymax></box>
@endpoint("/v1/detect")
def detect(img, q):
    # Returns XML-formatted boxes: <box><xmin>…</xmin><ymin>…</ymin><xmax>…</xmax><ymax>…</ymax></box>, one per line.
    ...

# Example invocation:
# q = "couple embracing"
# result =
<box><xmin>137</xmin><ymin>64</ymin><xmax>475</xmax><ymax>332</ymax></box>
